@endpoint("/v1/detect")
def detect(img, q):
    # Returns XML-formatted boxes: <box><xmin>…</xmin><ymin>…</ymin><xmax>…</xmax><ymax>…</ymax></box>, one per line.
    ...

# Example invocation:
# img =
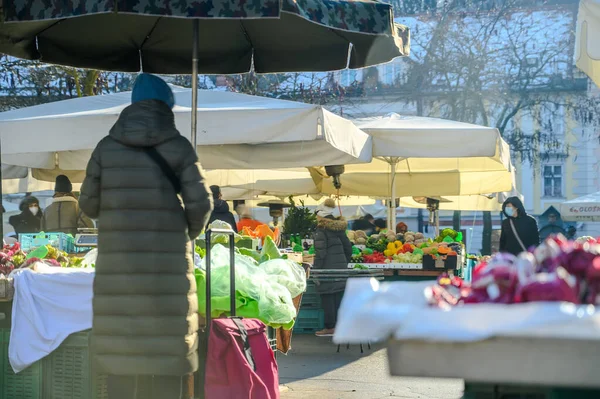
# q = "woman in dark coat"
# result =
<box><xmin>312</xmin><ymin>199</ymin><xmax>353</xmax><ymax>337</ymax></box>
<box><xmin>9</xmin><ymin>196</ymin><xmax>42</xmax><ymax>236</ymax></box>
<box><xmin>79</xmin><ymin>73</ymin><xmax>212</xmax><ymax>399</ymax></box>
<box><xmin>499</xmin><ymin>196</ymin><xmax>540</xmax><ymax>256</ymax></box>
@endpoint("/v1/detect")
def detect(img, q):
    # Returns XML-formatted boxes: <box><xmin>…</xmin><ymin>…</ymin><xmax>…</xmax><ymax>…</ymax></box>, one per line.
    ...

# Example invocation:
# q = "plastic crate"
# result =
<box><xmin>463</xmin><ymin>383</ymin><xmax>600</xmax><ymax>399</ymax></box>
<box><xmin>19</xmin><ymin>233</ymin><xmax>74</xmax><ymax>253</ymax></box>
<box><xmin>0</xmin><ymin>329</ymin><xmax>4</xmax><ymax>399</ymax></box>
<box><xmin>42</xmin><ymin>330</ymin><xmax>107</xmax><ymax>399</ymax></box>
<box><xmin>300</xmin><ymin>282</ymin><xmax>322</xmax><ymax>309</ymax></box>
<box><xmin>2</xmin><ymin>330</ymin><xmax>42</xmax><ymax>399</ymax></box>
<box><xmin>293</xmin><ymin>309</ymin><xmax>324</xmax><ymax>334</ymax></box>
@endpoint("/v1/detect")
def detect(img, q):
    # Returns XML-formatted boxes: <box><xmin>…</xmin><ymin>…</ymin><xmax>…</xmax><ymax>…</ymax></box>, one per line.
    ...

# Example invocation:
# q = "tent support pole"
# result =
<box><xmin>191</xmin><ymin>19</ymin><xmax>199</xmax><ymax>149</ymax></box>
<box><xmin>388</xmin><ymin>158</ymin><xmax>398</xmax><ymax>232</ymax></box>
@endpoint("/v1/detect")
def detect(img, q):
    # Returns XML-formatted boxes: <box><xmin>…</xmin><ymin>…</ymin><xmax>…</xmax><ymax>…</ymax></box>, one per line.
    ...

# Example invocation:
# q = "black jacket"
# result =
<box><xmin>208</xmin><ymin>199</ymin><xmax>237</xmax><ymax>230</ymax></box>
<box><xmin>352</xmin><ymin>218</ymin><xmax>375</xmax><ymax>236</ymax></box>
<box><xmin>9</xmin><ymin>211</ymin><xmax>42</xmax><ymax>236</ymax></box>
<box><xmin>313</xmin><ymin>216</ymin><xmax>353</xmax><ymax>294</ymax></box>
<box><xmin>499</xmin><ymin>197</ymin><xmax>540</xmax><ymax>256</ymax></box>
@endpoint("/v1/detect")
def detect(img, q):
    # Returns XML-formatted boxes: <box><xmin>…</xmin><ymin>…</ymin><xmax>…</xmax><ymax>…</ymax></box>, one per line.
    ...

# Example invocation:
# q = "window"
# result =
<box><xmin>543</xmin><ymin>165</ymin><xmax>563</xmax><ymax>197</ymax></box>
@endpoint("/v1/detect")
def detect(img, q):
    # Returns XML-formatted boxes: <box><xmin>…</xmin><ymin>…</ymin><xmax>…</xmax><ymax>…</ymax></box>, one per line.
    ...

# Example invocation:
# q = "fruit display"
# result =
<box><xmin>426</xmin><ymin>234</ymin><xmax>600</xmax><ymax>307</ymax></box>
<box><xmin>346</xmin><ymin>229</ymin><xmax>464</xmax><ymax>266</ymax></box>
<box><xmin>0</xmin><ymin>242</ymin><xmax>91</xmax><ymax>276</ymax></box>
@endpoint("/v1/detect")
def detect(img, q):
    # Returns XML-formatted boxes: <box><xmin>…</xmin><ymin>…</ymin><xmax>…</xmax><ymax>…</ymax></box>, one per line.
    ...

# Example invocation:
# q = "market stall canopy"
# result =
<box><xmin>576</xmin><ymin>0</ymin><xmax>600</xmax><ymax>87</ymax></box>
<box><xmin>559</xmin><ymin>192</ymin><xmax>600</xmax><ymax>222</ymax></box>
<box><xmin>0</xmin><ymin>0</ymin><xmax>409</xmax><ymax>73</ymax></box>
<box><xmin>226</xmin><ymin>171</ymin><xmax>520</xmax><ymax>211</ymax></box>
<box><xmin>0</xmin><ymin>87</ymin><xmax>372</xmax><ymax>178</ymax></box>
<box><xmin>309</xmin><ymin>113</ymin><xmax>513</xmax><ymax>198</ymax></box>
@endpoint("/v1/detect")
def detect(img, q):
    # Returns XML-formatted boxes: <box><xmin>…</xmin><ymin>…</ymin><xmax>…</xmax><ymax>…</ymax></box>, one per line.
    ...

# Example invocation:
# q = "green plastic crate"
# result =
<box><xmin>293</xmin><ymin>309</ymin><xmax>324</xmax><ymax>334</ymax></box>
<box><xmin>300</xmin><ymin>282</ymin><xmax>321</xmax><ymax>309</ymax></box>
<box><xmin>2</xmin><ymin>330</ymin><xmax>43</xmax><ymax>399</ymax></box>
<box><xmin>0</xmin><ymin>329</ymin><xmax>4</xmax><ymax>399</ymax></box>
<box><xmin>42</xmin><ymin>330</ymin><xmax>107</xmax><ymax>399</ymax></box>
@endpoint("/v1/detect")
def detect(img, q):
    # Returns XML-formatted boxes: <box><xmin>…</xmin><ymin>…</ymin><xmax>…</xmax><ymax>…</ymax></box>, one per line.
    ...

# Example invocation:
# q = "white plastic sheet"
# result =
<box><xmin>334</xmin><ymin>279</ymin><xmax>600</xmax><ymax>344</ymax></box>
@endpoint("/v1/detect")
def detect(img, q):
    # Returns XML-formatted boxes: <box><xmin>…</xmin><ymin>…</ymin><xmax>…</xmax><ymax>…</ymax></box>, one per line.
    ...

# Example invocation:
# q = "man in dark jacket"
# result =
<box><xmin>79</xmin><ymin>73</ymin><xmax>212</xmax><ymax>399</ymax></box>
<box><xmin>312</xmin><ymin>199</ymin><xmax>353</xmax><ymax>337</ymax></box>
<box><xmin>352</xmin><ymin>213</ymin><xmax>375</xmax><ymax>236</ymax></box>
<box><xmin>499</xmin><ymin>197</ymin><xmax>540</xmax><ymax>256</ymax></box>
<box><xmin>207</xmin><ymin>185</ymin><xmax>237</xmax><ymax>230</ymax></box>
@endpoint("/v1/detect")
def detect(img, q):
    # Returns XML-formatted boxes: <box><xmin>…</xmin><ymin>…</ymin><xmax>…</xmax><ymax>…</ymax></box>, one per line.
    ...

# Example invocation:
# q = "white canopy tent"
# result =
<box><xmin>576</xmin><ymin>0</ymin><xmax>600</xmax><ymax>87</ymax></box>
<box><xmin>226</xmin><ymin>173</ymin><xmax>519</xmax><ymax>210</ymax></box>
<box><xmin>0</xmin><ymin>86</ymin><xmax>372</xmax><ymax>180</ymax></box>
<box><xmin>560</xmin><ymin>192</ymin><xmax>600</xmax><ymax>222</ymax></box>
<box><xmin>308</xmin><ymin>113</ymin><xmax>514</xmax><ymax>229</ymax></box>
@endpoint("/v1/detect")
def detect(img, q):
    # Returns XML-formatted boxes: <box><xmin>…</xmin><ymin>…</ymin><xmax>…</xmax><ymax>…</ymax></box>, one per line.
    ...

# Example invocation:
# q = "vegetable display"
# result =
<box><xmin>0</xmin><ymin>242</ymin><xmax>90</xmax><ymax>276</ymax></box>
<box><xmin>346</xmin><ymin>229</ymin><xmax>464</xmax><ymax>265</ymax></box>
<box><xmin>425</xmin><ymin>234</ymin><xmax>600</xmax><ymax>308</ymax></box>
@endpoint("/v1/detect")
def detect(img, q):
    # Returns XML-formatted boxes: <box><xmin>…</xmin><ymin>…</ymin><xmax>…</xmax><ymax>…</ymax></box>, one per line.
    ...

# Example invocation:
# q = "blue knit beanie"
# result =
<box><xmin>131</xmin><ymin>73</ymin><xmax>175</xmax><ymax>109</ymax></box>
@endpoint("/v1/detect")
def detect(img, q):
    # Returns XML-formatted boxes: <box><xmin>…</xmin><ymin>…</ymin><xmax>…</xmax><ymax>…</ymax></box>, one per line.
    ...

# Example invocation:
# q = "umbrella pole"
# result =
<box><xmin>191</xmin><ymin>19</ymin><xmax>199</xmax><ymax>148</ymax></box>
<box><xmin>388</xmin><ymin>159</ymin><xmax>398</xmax><ymax>232</ymax></box>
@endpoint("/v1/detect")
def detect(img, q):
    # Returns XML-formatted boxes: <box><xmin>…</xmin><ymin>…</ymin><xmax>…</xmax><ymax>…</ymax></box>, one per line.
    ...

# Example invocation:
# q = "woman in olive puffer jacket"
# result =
<box><xmin>79</xmin><ymin>74</ymin><xmax>212</xmax><ymax>398</ymax></box>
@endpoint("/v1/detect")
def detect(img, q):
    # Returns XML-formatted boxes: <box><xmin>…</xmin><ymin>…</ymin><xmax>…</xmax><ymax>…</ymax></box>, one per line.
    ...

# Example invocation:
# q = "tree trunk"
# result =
<box><xmin>482</xmin><ymin>211</ymin><xmax>493</xmax><ymax>255</ymax></box>
<box><xmin>452</xmin><ymin>211</ymin><xmax>461</xmax><ymax>231</ymax></box>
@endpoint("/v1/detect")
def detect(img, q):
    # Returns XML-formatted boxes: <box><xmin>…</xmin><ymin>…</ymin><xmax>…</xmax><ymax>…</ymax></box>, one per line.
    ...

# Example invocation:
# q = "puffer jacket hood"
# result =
<box><xmin>317</xmin><ymin>216</ymin><xmax>347</xmax><ymax>232</ymax></box>
<box><xmin>109</xmin><ymin>100</ymin><xmax>179</xmax><ymax>147</ymax></box>
<box><xmin>502</xmin><ymin>196</ymin><xmax>527</xmax><ymax>218</ymax></box>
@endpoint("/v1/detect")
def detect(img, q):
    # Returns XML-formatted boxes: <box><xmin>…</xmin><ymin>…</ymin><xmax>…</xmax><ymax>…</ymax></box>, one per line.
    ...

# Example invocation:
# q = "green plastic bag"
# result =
<box><xmin>197</xmin><ymin>244</ymin><xmax>297</xmax><ymax>328</ymax></box>
<box><xmin>260</xmin><ymin>258</ymin><xmax>307</xmax><ymax>298</ymax></box>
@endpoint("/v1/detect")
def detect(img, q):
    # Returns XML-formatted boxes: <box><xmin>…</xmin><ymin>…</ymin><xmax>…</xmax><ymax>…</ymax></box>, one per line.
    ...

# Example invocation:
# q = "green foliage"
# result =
<box><xmin>283</xmin><ymin>197</ymin><xmax>317</xmax><ymax>238</ymax></box>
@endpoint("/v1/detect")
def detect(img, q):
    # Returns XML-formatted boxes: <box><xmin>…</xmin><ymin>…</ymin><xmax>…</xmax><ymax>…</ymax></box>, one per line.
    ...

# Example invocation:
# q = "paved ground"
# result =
<box><xmin>279</xmin><ymin>335</ymin><xmax>463</xmax><ymax>399</ymax></box>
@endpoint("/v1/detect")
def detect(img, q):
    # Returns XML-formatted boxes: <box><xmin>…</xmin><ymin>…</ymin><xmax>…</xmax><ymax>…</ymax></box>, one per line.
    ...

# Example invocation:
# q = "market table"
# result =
<box><xmin>388</xmin><ymin>337</ymin><xmax>600</xmax><ymax>398</ymax></box>
<box><xmin>335</xmin><ymin>279</ymin><xmax>600</xmax><ymax>399</ymax></box>
<box><xmin>347</xmin><ymin>263</ymin><xmax>461</xmax><ymax>282</ymax></box>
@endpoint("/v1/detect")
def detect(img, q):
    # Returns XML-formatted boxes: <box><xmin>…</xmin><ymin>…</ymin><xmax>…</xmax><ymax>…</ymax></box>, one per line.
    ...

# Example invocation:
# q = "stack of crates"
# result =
<box><xmin>42</xmin><ymin>331</ymin><xmax>107</xmax><ymax>399</ymax></box>
<box><xmin>0</xmin><ymin>329</ymin><xmax>107</xmax><ymax>399</ymax></box>
<box><xmin>294</xmin><ymin>281</ymin><xmax>325</xmax><ymax>334</ymax></box>
<box><xmin>1</xmin><ymin>329</ymin><xmax>43</xmax><ymax>399</ymax></box>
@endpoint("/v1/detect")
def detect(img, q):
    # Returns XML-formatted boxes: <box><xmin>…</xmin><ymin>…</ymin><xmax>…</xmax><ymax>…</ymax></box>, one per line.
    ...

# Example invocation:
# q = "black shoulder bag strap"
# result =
<box><xmin>143</xmin><ymin>147</ymin><xmax>182</xmax><ymax>193</ymax></box>
<box><xmin>231</xmin><ymin>318</ymin><xmax>257</xmax><ymax>371</ymax></box>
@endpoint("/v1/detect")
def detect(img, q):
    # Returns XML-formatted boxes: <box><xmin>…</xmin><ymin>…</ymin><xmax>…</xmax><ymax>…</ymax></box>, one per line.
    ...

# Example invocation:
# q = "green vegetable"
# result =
<box><xmin>352</xmin><ymin>246</ymin><xmax>361</xmax><ymax>255</ymax></box>
<box><xmin>238</xmin><ymin>248</ymin><xmax>261</xmax><ymax>263</ymax></box>
<box><xmin>308</xmin><ymin>245</ymin><xmax>315</xmax><ymax>255</ymax></box>
<box><xmin>195</xmin><ymin>245</ymin><xmax>206</xmax><ymax>259</ymax></box>
<box><xmin>353</xmin><ymin>264</ymin><xmax>368</xmax><ymax>270</ymax></box>
<box><xmin>362</xmin><ymin>248</ymin><xmax>374</xmax><ymax>255</ymax></box>
<box><xmin>293</xmin><ymin>244</ymin><xmax>303</xmax><ymax>253</ymax></box>
<box><xmin>260</xmin><ymin>236</ymin><xmax>282</xmax><ymax>262</ymax></box>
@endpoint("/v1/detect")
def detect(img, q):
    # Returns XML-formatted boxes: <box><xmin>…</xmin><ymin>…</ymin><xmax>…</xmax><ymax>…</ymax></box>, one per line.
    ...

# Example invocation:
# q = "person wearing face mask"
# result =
<box><xmin>499</xmin><ymin>197</ymin><xmax>540</xmax><ymax>256</ymax></box>
<box><xmin>9</xmin><ymin>196</ymin><xmax>43</xmax><ymax>236</ymax></box>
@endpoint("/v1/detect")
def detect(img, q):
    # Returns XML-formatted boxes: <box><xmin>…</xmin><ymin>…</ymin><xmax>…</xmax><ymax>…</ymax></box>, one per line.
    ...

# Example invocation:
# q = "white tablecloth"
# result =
<box><xmin>334</xmin><ymin>278</ymin><xmax>600</xmax><ymax>344</ymax></box>
<box><xmin>9</xmin><ymin>265</ymin><xmax>94</xmax><ymax>373</ymax></box>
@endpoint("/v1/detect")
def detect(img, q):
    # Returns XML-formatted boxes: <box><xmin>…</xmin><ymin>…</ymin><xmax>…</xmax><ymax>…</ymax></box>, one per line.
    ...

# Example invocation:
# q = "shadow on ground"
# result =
<box><xmin>278</xmin><ymin>334</ymin><xmax>463</xmax><ymax>399</ymax></box>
